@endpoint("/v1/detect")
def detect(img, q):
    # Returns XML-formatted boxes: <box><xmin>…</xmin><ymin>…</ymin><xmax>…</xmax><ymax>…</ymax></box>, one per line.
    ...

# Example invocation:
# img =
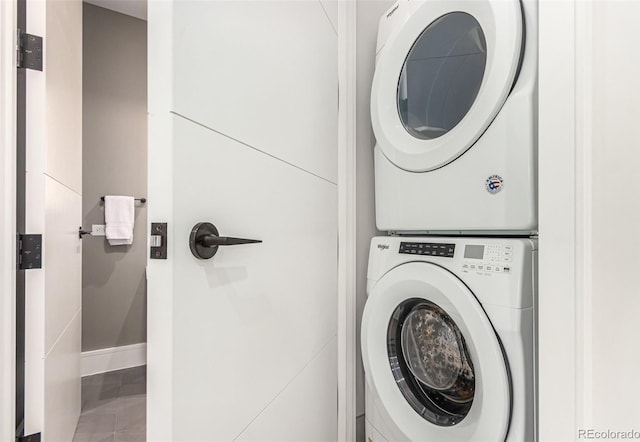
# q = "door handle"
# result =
<box><xmin>190</xmin><ymin>222</ymin><xmax>261</xmax><ymax>260</ymax></box>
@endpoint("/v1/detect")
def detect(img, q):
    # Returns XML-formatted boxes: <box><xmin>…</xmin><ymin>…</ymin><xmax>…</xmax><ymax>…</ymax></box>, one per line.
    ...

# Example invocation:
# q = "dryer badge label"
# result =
<box><xmin>485</xmin><ymin>175</ymin><xmax>504</xmax><ymax>194</ymax></box>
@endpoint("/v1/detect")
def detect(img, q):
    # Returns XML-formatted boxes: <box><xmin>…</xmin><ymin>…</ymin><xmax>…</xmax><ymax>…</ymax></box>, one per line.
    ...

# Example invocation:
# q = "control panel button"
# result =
<box><xmin>399</xmin><ymin>242</ymin><xmax>455</xmax><ymax>258</ymax></box>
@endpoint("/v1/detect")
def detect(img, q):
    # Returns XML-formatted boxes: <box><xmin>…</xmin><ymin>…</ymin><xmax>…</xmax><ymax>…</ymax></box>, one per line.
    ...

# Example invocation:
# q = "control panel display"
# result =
<box><xmin>461</xmin><ymin>244</ymin><xmax>514</xmax><ymax>276</ymax></box>
<box><xmin>464</xmin><ymin>245</ymin><xmax>485</xmax><ymax>259</ymax></box>
<box><xmin>399</xmin><ymin>242</ymin><xmax>455</xmax><ymax>258</ymax></box>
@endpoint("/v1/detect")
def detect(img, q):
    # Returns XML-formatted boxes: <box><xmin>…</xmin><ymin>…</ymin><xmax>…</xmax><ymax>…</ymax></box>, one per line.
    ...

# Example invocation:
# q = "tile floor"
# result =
<box><xmin>73</xmin><ymin>365</ymin><xmax>146</xmax><ymax>442</ymax></box>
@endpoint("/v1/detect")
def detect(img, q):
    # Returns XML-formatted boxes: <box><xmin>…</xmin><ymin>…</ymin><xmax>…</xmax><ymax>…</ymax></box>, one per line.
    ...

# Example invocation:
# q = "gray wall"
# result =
<box><xmin>82</xmin><ymin>3</ymin><xmax>147</xmax><ymax>352</ymax></box>
<box><xmin>355</xmin><ymin>0</ymin><xmax>393</xmax><ymax>439</ymax></box>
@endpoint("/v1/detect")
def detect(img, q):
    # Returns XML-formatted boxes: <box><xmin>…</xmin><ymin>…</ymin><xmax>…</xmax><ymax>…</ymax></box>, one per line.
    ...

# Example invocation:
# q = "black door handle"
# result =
<box><xmin>190</xmin><ymin>222</ymin><xmax>261</xmax><ymax>259</ymax></box>
<box><xmin>200</xmin><ymin>235</ymin><xmax>261</xmax><ymax>248</ymax></box>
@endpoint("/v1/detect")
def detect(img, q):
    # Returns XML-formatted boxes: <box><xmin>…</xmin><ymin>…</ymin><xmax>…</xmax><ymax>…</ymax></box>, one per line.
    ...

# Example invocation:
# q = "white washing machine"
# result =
<box><xmin>362</xmin><ymin>236</ymin><xmax>536</xmax><ymax>441</ymax></box>
<box><xmin>371</xmin><ymin>0</ymin><xmax>537</xmax><ymax>234</ymax></box>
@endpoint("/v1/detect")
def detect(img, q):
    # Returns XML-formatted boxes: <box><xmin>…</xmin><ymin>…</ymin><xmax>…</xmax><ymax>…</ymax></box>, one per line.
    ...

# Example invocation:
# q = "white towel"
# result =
<box><xmin>104</xmin><ymin>195</ymin><xmax>135</xmax><ymax>246</ymax></box>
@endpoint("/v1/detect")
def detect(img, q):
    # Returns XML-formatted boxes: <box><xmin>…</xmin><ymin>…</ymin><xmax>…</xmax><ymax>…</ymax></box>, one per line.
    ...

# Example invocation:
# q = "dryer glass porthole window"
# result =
<box><xmin>388</xmin><ymin>298</ymin><xmax>475</xmax><ymax>427</ymax></box>
<box><xmin>397</xmin><ymin>12</ymin><xmax>487</xmax><ymax>140</ymax></box>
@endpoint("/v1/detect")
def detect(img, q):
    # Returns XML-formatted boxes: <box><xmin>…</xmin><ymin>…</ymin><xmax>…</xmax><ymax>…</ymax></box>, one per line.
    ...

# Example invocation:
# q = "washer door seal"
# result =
<box><xmin>390</xmin><ymin>298</ymin><xmax>476</xmax><ymax>426</ymax></box>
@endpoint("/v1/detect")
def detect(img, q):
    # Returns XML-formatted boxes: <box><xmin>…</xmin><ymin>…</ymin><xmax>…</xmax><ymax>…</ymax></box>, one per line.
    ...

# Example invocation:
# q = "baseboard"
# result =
<box><xmin>81</xmin><ymin>342</ymin><xmax>147</xmax><ymax>377</ymax></box>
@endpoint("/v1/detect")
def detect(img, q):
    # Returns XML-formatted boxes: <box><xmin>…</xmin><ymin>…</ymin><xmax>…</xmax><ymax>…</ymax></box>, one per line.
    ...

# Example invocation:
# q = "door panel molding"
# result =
<box><xmin>170</xmin><ymin>114</ymin><xmax>338</xmax><ymax>440</ymax></box>
<box><xmin>235</xmin><ymin>336</ymin><xmax>338</xmax><ymax>442</ymax></box>
<box><xmin>172</xmin><ymin>0</ymin><xmax>338</xmax><ymax>183</ymax></box>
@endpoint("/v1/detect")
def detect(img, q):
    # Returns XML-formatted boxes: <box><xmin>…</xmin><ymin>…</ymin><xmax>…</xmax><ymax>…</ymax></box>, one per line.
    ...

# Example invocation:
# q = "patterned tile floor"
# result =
<box><xmin>73</xmin><ymin>365</ymin><xmax>146</xmax><ymax>442</ymax></box>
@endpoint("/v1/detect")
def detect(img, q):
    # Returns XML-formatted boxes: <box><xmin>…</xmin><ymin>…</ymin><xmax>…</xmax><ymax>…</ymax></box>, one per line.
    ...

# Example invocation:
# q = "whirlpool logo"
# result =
<box><xmin>377</xmin><ymin>244</ymin><xmax>390</xmax><ymax>251</ymax></box>
<box><xmin>386</xmin><ymin>3</ymin><xmax>399</xmax><ymax>18</ymax></box>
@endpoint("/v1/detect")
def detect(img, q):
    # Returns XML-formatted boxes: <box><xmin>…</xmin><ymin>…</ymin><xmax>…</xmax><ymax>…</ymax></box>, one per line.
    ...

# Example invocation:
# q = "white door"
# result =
<box><xmin>21</xmin><ymin>0</ymin><xmax>83</xmax><ymax>440</ymax></box>
<box><xmin>147</xmin><ymin>1</ymin><xmax>339</xmax><ymax>441</ymax></box>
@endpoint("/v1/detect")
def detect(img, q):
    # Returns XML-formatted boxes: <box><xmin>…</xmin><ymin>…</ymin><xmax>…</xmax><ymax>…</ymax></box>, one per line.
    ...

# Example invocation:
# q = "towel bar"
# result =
<box><xmin>100</xmin><ymin>196</ymin><xmax>146</xmax><ymax>203</ymax></box>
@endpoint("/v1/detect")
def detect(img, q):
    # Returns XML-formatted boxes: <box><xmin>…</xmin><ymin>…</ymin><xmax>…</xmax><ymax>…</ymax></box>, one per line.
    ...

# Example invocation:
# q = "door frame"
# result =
<box><xmin>146</xmin><ymin>0</ymin><xmax>174</xmax><ymax>439</ymax></box>
<box><xmin>0</xmin><ymin>0</ymin><xmax>17</xmax><ymax>440</ymax></box>
<box><xmin>337</xmin><ymin>0</ymin><xmax>358</xmax><ymax>441</ymax></box>
<box><xmin>538</xmin><ymin>0</ymin><xmax>593</xmax><ymax>440</ymax></box>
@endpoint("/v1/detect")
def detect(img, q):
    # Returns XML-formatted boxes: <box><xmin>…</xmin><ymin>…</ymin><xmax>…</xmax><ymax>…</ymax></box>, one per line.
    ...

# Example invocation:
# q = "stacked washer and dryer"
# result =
<box><xmin>361</xmin><ymin>0</ymin><xmax>538</xmax><ymax>441</ymax></box>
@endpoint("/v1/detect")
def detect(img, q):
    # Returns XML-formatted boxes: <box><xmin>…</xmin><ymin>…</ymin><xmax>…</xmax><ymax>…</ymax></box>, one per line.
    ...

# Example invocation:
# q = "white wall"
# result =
<box><xmin>589</xmin><ymin>1</ymin><xmax>640</xmax><ymax>432</ymax></box>
<box><xmin>355</xmin><ymin>1</ymin><xmax>391</xmax><ymax>439</ymax></box>
<box><xmin>539</xmin><ymin>1</ymin><xmax>640</xmax><ymax>439</ymax></box>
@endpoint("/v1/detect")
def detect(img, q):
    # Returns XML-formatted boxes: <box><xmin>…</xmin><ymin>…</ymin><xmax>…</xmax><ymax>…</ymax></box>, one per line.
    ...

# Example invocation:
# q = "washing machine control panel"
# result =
<box><xmin>399</xmin><ymin>242</ymin><xmax>455</xmax><ymax>258</ymax></box>
<box><xmin>462</xmin><ymin>244</ymin><xmax>513</xmax><ymax>275</ymax></box>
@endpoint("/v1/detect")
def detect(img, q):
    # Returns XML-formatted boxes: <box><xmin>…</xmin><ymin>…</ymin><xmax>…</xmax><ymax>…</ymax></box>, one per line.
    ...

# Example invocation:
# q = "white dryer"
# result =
<box><xmin>371</xmin><ymin>0</ymin><xmax>537</xmax><ymax>234</ymax></box>
<box><xmin>362</xmin><ymin>236</ymin><xmax>536</xmax><ymax>441</ymax></box>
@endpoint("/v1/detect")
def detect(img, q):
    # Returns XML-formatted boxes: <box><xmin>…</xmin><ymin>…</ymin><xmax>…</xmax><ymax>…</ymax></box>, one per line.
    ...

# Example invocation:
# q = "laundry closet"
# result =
<box><xmin>6</xmin><ymin>0</ymin><xmax>640</xmax><ymax>440</ymax></box>
<box><xmin>357</xmin><ymin>0</ymin><xmax>537</xmax><ymax>440</ymax></box>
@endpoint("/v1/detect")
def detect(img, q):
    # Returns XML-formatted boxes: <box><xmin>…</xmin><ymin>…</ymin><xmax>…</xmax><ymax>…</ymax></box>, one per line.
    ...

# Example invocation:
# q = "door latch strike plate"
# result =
<box><xmin>150</xmin><ymin>223</ymin><xmax>167</xmax><ymax>259</ymax></box>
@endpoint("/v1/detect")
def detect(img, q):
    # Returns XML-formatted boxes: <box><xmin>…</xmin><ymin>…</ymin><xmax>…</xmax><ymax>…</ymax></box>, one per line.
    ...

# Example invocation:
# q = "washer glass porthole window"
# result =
<box><xmin>387</xmin><ymin>298</ymin><xmax>475</xmax><ymax>426</ymax></box>
<box><xmin>397</xmin><ymin>12</ymin><xmax>487</xmax><ymax>140</ymax></box>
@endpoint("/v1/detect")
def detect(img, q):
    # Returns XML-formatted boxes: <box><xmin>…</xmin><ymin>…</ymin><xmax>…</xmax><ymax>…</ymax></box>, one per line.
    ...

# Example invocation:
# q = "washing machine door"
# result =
<box><xmin>371</xmin><ymin>0</ymin><xmax>523</xmax><ymax>172</ymax></box>
<box><xmin>362</xmin><ymin>262</ymin><xmax>511</xmax><ymax>441</ymax></box>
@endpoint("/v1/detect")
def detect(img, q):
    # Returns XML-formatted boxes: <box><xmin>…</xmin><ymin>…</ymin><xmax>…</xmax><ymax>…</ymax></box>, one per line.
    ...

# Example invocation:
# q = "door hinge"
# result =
<box><xmin>17</xmin><ymin>433</ymin><xmax>41</xmax><ymax>442</ymax></box>
<box><xmin>16</xmin><ymin>29</ymin><xmax>43</xmax><ymax>71</ymax></box>
<box><xmin>17</xmin><ymin>234</ymin><xmax>42</xmax><ymax>270</ymax></box>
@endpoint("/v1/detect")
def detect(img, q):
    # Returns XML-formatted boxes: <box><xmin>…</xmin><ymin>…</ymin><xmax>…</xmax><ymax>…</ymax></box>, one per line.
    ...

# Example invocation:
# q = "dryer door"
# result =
<box><xmin>371</xmin><ymin>0</ymin><xmax>523</xmax><ymax>172</ymax></box>
<box><xmin>361</xmin><ymin>262</ymin><xmax>511</xmax><ymax>441</ymax></box>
